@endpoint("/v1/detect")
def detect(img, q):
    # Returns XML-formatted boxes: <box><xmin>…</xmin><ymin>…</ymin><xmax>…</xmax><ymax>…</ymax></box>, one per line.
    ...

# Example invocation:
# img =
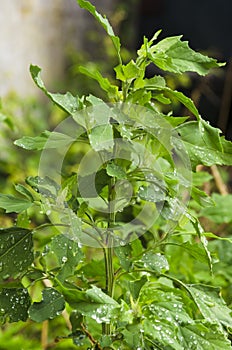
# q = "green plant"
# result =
<box><xmin>1</xmin><ymin>0</ymin><xmax>232</xmax><ymax>349</ymax></box>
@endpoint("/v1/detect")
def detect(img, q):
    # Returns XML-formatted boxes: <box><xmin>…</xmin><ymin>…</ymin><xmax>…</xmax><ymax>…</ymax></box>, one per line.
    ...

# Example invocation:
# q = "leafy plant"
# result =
<box><xmin>1</xmin><ymin>0</ymin><xmax>232</xmax><ymax>349</ymax></box>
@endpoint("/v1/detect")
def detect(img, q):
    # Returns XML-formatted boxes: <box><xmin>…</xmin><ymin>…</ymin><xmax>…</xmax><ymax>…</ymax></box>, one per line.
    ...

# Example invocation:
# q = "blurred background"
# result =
<box><xmin>0</xmin><ymin>0</ymin><xmax>231</xmax><ymax>137</ymax></box>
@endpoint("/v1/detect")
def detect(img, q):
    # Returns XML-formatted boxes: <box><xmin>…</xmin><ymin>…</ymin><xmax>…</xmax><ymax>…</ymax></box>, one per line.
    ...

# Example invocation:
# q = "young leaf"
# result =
<box><xmin>29</xmin><ymin>288</ymin><xmax>65</xmax><ymax>322</ymax></box>
<box><xmin>150</xmin><ymin>35</ymin><xmax>223</xmax><ymax>75</ymax></box>
<box><xmin>0</xmin><ymin>228</ymin><xmax>33</xmax><ymax>281</ymax></box>
<box><xmin>79</xmin><ymin>65</ymin><xmax>118</xmax><ymax>98</ymax></box>
<box><xmin>77</xmin><ymin>0</ymin><xmax>121</xmax><ymax>62</ymax></box>
<box><xmin>0</xmin><ymin>288</ymin><xmax>31</xmax><ymax>323</ymax></box>
<box><xmin>0</xmin><ymin>194</ymin><xmax>32</xmax><ymax>213</ymax></box>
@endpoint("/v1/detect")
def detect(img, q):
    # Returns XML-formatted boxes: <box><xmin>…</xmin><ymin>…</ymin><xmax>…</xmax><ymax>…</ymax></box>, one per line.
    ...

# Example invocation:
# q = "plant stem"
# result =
<box><xmin>102</xmin><ymin>177</ymin><xmax>116</xmax><ymax>336</ymax></box>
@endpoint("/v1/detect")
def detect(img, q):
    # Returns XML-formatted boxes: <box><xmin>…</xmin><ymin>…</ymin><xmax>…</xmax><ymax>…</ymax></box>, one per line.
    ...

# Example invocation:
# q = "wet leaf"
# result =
<box><xmin>0</xmin><ymin>288</ymin><xmax>31</xmax><ymax>323</ymax></box>
<box><xmin>179</xmin><ymin>321</ymin><xmax>232</xmax><ymax>350</ymax></box>
<box><xmin>139</xmin><ymin>251</ymin><xmax>169</xmax><ymax>273</ymax></box>
<box><xmin>89</xmin><ymin>124</ymin><xmax>114</xmax><ymax>151</ymax></box>
<box><xmin>49</xmin><ymin>235</ymin><xmax>84</xmax><ymax>282</ymax></box>
<box><xmin>177</xmin><ymin>120</ymin><xmax>232</xmax><ymax>168</ymax></box>
<box><xmin>29</xmin><ymin>288</ymin><xmax>65</xmax><ymax>322</ymax></box>
<box><xmin>0</xmin><ymin>228</ymin><xmax>33</xmax><ymax>280</ymax></box>
<box><xmin>187</xmin><ymin>284</ymin><xmax>232</xmax><ymax>328</ymax></box>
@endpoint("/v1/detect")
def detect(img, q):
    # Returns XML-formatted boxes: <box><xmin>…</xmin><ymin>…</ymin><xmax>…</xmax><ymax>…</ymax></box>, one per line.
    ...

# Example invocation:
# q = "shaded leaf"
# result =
<box><xmin>29</xmin><ymin>288</ymin><xmax>65</xmax><ymax>322</ymax></box>
<box><xmin>0</xmin><ymin>288</ymin><xmax>31</xmax><ymax>323</ymax></box>
<box><xmin>0</xmin><ymin>228</ymin><xmax>33</xmax><ymax>281</ymax></box>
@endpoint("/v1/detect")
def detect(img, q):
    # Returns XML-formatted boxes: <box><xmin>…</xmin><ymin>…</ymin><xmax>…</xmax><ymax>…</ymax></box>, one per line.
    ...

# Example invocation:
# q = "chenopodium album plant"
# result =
<box><xmin>1</xmin><ymin>0</ymin><xmax>232</xmax><ymax>349</ymax></box>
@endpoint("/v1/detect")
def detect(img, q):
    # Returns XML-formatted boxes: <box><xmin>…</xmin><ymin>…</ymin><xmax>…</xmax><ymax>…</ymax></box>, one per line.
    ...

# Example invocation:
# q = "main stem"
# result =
<box><xmin>102</xmin><ymin>177</ymin><xmax>116</xmax><ymax>336</ymax></box>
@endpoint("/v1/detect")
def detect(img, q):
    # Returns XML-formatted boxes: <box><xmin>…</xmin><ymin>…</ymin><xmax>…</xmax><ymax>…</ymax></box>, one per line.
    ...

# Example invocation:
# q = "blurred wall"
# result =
<box><xmin>0</xmin><ymin>0</ymin><xmax>115</xmax><ymax>97</ymax></box>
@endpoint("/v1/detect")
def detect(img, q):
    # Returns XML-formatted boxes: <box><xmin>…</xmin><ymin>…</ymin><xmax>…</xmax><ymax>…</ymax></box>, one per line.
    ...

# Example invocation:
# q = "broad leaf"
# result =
<box><xmin>179</xmin><ymin>321</ymin><xmax>232</xmax><ymax>349</ymax></box>
<box><xmin>177</xmin><ymin>120</ymin><xmax>232</xmax><ymax>168</ymax></box>
<box><xmin>0</xmin><ymin>228</ymin><xmax>33</xmax><ymax>280</ymax></box>
<box><xmin>0</xmin><ymin>288</ymin><xmax>31</xmax><ymax>323</ymax></box>
<box><xmin>151</xmin><ymin>35</ymin><xmax>222</xmax><ymax>75</ymax></box>
<box><xmin>89</xmin><ymin>124</ymin><xmax>114</xmax><ymax>151</ymax></box>
<box><xmin>29</xmin><ymin>288</ymin><xmax>65</xmax><ymax>322</ymax></box>
<box><xmin>77</xmin><ymin>0</ymin><xmax>121</xmax><ymax>62</ymax></box>
<box><xmin>0</xmin><ymin>194</ymin><xmax>32</xmax><ymax>213</ymax></box>
<box><xmin>187</xmin><ymin>284</ymin><xmax>232</xmax><ymax>328</ymax></box>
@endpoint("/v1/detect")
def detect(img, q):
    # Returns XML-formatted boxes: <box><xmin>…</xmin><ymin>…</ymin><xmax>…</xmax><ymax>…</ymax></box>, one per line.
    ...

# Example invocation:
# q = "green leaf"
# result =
<box><xmin>29</xmin><ymin>288</ymin><xmax>65</xmax><ymax>322</ymax></box>
<box><xmin>14</xmin><ymin>130</ymin><xmax>74</xmax><ymax>151</ymax></box>
<box><xmin>49</xmin><ymin>235</ymin><xmax>84</xmax><ymax>282</ymax></box>
<box><xmin>15</xmin><ymin>184</ymin><xmax>34</xmax><ymax>201</ymax></box>
<box><xmin>151</xmin><ymin>35</ymin><xmax>222</xmax><ymax>75</ymax></box>
<box><xmin>179</xmin><ymin>321</ymin><xmax>232</xmax><ymax>350</ymax></box>
<box><xmin>139</xmin><ymin>251</ymin><xmax>169</xmax><ymax>273</ymax></box>
<box><xmin>0</xmin><ymin>288</ymin><xmax>31</xmax><ymax>323</ymax></box>
<box><xmin>191</xmin><ymin>186</ymin><xmax>215</xmax><ymax>207</ymax></box>
<box><xmin>0</xmin><ymin>194</ymin><xmax>32</xmax><ymax>213</ymax></box>
<box><xmin>192</xmin><ymin>171</ymin><xmax>213</xmax><ymax>186</ymax></box>
<box><xmin>169</xmin><ymin>241</ymin><xmax>210</xmax><ymax>264</ymax></box>
<box><xmin>89</xmin><ymin>124</ymin><xmax>114</xmax><ymax>151</ymax></box>
<box><xmin>128</xmin><ymin>276</ymin><xmax>147</xmax><ymax>300</ymax></box>
<box><xmin>187</xmin><ymin>284</ymin><xmax>232</xmax><ymax>328</ymax></box>
<box><xmin>114</xmin><ymin>60</ymin><xmax>140</xmax><ymax>82</ymax></box>
<box><xmin>79</xmin><ymin>65</ymin><xmax>118</xmax><ymax>98</ymax></box>
<box><xmin>177</xmin><ymin>120</ymin><xmax>232</xmax><ymax>168</ymax></box>
<box><xmin>114</xmin><ymin>244</ymin><xmax>132</xmax><ymax>272</ymax></box>
<box><xmin>0</xmin><ymin>228</ymin><xmax>33</xmax><ymax>281</ymax></box>
<box><xmin>138</xmin><ymin>184</ymin><xmax>166</xmax><ymax>202</ymax></box>
<box><xmin>106</xmin><ymin>162</ymin><xmax>127</xmax><ymax>179</ymax></box>
<box><xmin>77</xmin><ymin>0</ymin><xmax>121</xmax><ymax>62</ymax></box>
<box><xmin>30</xmin><ymin>65</ymin><xmax>79</xmax><ymax>114</ymax></box>
<box><xmin>200</xmin><ymin>193</ymin><xmax>232</xmax><ymax>223</ymax></box>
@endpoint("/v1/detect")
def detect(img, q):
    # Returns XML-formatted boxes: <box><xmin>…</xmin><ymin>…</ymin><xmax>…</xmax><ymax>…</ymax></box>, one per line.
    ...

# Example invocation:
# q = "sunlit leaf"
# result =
<box><xmin>0</xmin><ymin>194</ymin><xmax>32</xmax><ymax>213</ymax></box>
